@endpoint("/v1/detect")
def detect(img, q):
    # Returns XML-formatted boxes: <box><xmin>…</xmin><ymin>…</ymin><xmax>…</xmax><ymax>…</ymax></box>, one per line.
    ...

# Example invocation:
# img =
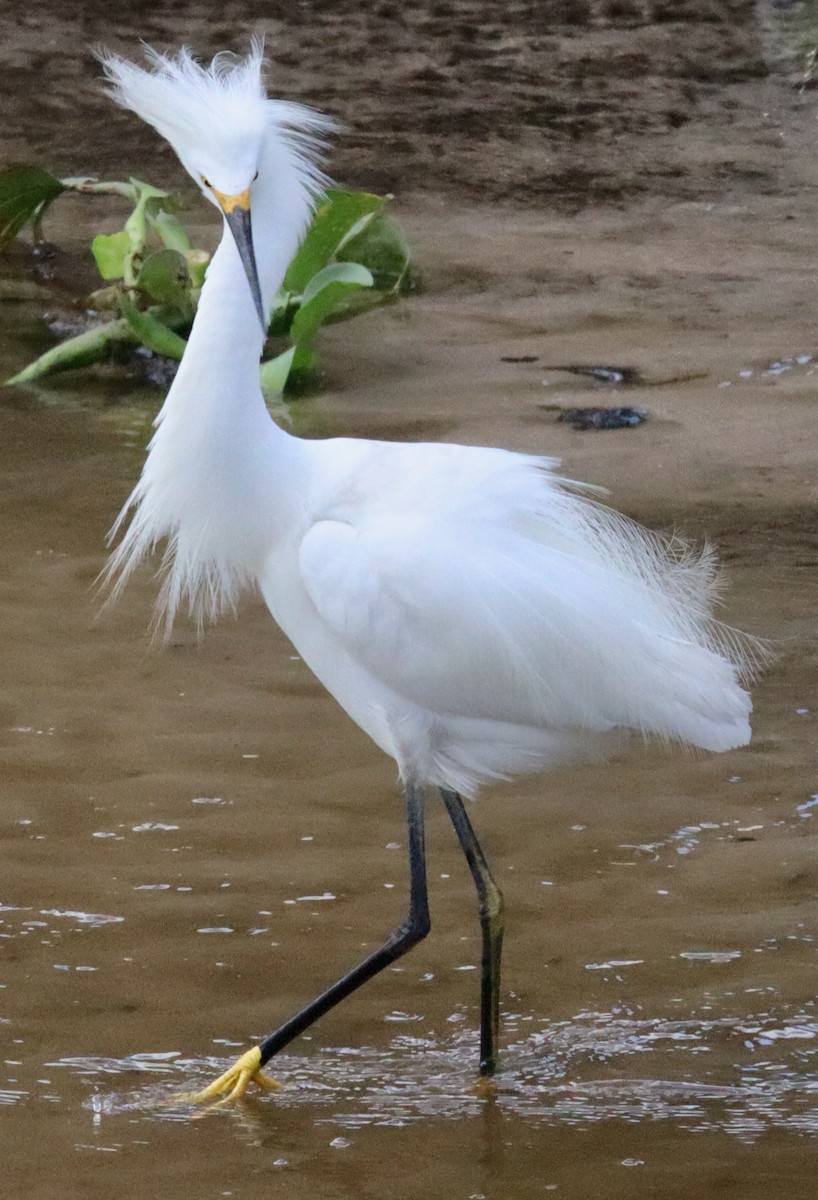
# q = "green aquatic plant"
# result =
<box><xmin>0</xmin><ymin>165</ymin><xmax>411</xmax><ymax>395</ymax></box>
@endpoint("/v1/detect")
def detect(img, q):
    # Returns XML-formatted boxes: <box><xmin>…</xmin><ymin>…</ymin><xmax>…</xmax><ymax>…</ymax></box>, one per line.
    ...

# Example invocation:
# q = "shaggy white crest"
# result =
<box><xmin>97</xmin><ymin>41</ymin><xmax>333</xmax><ymax>198</ymax></box>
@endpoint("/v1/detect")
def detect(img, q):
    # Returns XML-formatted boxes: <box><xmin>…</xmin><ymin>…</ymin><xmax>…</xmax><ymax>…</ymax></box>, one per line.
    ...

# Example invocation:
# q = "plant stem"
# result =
<box><xmin>60</xmin><ymin>177</ymin><xmax>137</xmax><ymax>199</ymax></box>
<box><xmin>4</xmin><ymin>318</ymin><xmax>135</xmax><ymax>385</ymax></box>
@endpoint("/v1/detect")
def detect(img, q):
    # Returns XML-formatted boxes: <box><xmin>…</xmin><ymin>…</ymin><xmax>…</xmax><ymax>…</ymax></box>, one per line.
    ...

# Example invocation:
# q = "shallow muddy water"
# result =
<box><xmin>2</xmin><ymin>3</ymin><xmax>818</xmax><ymax>1199</ymax></box>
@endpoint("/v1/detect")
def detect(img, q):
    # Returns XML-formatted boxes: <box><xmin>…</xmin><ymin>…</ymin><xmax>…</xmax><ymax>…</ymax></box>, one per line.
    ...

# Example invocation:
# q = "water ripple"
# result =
<box><xmin>32</xmin><ymin>1008</ymin><xmax>818</xmax><ymax>1139</ymax></box>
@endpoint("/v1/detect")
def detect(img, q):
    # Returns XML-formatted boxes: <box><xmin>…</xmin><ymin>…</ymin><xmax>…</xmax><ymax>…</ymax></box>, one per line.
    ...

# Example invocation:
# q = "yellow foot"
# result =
<box><xmin>184</xmin><ymin>1046</ymin><xmax>282</xmax><ymax>1105</ymax></box>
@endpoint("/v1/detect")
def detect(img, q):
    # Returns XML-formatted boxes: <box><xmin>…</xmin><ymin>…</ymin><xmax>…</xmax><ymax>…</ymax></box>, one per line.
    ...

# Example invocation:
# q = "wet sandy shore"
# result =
<box><xmin>1</xmin><ymin>3</ymin><xmax>817</xmax><ymax>1198</ymax></box>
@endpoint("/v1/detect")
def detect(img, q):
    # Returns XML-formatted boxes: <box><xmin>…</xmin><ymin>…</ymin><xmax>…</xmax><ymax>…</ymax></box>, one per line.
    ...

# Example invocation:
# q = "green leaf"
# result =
<box><xmin>335</xmin><ymin>210</ymin><xmax>380</xmax><ymax>253</ymax></box>
<box><xmin>283</xmin><ymin>189</ymin><xmax>384</xmax><ymax>294</ymax></box>
<box><xmin>122</xmin><ymin>179</ymin><xmax>173</xmax><ymax>277</ymax></box>
<box><xmin>291</xmin><ymin>263</ymin><xmax>374</xmax><ymax>346</ymax></box>
<box><xmin>136</xmin><ymin>249</ymin><xmax>192</xmax><ymax>305</ymax></box>
<box><xmin>259</xmin><ymin>346</ymin><xmax>295</xmax><ymax>397</ymax></box>
<box><xmin>267</xmin><ymin>289</ymin><xmax>297</xmax><ymax>336</ymax></box>
<box><xmin>291</xmin><ymin>343</ymin><xmax>317</xmax><ymax>378</ymax></box>
<box><xmin>339</xmin><ymin>214</ymin><xmax>412</xmax><ymax>292</ymax></box>
<box><xmin>0</xmin><ymin>165</ymin><xmax>66</xmax><ymax>247</ymax></box>
<box><xmin>91</xmin><ymin>231</ymin><xmax>131</xmax><ymax>280</ymax></box>
<box><xmin>4</xmin><ymin>317</ymin><xmax>133</xmax><ymax>385</ymax></box>
<box><xmin>130</xmin><ymin>179</ymin><xmax>169</xmax><ymax>200</ymax></box>
<box><xmin>149</xmin><ymin>207</ymin><xmax>191</xmax><ymax>253</ymax></box>
<box><xmin>120</xmin><ymin>297</ymin><xmax>187</xmax><ymax>360</ymax></box>
<box><xmin>183</xmin><ymin>249</ymin><xmax>210</xmax><ymax>290</ymax></box>
<box><xmin>301</xmin><ymin>261</ymin><xmax>374</xmax><ymax>304</ymax></box>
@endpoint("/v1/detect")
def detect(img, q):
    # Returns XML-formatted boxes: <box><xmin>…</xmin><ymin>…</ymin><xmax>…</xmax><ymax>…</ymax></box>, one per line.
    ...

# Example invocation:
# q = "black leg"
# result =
<box><xmin>439</xmin><ymin>788</ymin><xmax>504</xmax><ymax>1076</ymax></box>
<box><xmin>256</xmin><ymin>783</ymin><xmax>430</xmax><ymax>1068</ymax></box>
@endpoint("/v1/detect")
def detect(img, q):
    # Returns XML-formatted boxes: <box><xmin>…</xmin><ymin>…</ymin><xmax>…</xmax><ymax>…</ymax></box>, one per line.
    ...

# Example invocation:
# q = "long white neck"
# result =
<box><xmin>107</xmin><ymin>139</ymin><xmax>315</xmax><ymax>632</ymax></box>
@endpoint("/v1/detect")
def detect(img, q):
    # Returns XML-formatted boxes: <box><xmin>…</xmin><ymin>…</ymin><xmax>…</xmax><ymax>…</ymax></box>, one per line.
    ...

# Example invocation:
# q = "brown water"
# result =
<box><xmin>2</xmin><ymin>4</ymin><xmax>818</xmax><ymax>1198</ymax></box>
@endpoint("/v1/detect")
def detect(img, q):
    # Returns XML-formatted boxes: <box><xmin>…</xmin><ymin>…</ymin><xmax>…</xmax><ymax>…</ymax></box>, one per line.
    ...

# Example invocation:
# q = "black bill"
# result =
<box><xmin>224</xmin><ymin>206</ymin><xmax>267</xmax><ymax>335</ymax></box>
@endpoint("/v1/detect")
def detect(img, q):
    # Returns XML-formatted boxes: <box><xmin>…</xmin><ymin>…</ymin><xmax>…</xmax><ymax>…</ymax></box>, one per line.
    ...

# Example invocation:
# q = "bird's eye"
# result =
<box><xmin>252</xmin><ymin>170</ymin><xmax>259</xmax><ymax>183</ymax></box>
<box><xmin>201</xmin><ymin>175</ymin><xmax>211</xmax><ymax>188</ymax></box>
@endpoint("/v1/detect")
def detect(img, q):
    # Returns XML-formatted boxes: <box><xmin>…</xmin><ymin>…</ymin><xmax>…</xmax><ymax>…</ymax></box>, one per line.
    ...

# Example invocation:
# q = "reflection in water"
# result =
<box><xmin>25</xmin><ymin>1009</ymin><xmax>818</xmax><ymax>1141</ymax></box>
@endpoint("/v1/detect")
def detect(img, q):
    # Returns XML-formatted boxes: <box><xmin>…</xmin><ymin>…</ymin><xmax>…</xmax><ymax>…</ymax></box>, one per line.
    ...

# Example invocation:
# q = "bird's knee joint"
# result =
<box><xmin>413</xmin><ymin>910</ymin><xmax>431</xmax><ymax>941</ymax></box>
<box><xmin>479</xmin><ymin>885</ymin><xmax>504</xmax><ymax>927</ymax></box>
<box><xmin>399</xmin><ymin>908</ymin><xmax>430</xmax><ymax>945</ymax></box>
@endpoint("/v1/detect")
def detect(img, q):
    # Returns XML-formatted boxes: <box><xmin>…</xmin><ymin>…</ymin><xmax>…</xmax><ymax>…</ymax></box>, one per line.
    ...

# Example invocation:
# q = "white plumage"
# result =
<box><xmin>96</xmin><ymin>43</ymin><xmax>762</xmax><ymax>1097</ymax></box>
<box><xmin>102</xmin><ymin>44</ymin><xmax>755</xmax><ymax>800</ymax></box>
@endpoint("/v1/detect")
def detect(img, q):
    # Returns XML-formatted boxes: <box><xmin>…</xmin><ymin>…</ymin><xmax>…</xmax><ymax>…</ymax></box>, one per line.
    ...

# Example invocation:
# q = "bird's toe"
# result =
<box><xmin>185</xmin><ymin>1046</ymin><xmax>281</xmax><ymax>1105</ymax></box>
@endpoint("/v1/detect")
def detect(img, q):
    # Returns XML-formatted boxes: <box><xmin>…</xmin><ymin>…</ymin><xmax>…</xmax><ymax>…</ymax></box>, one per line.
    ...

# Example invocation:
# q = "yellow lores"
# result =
<box><xmin>211</xmin><ymin>186</ymin><xmax>252</xmax><ymax>214</ymax></box>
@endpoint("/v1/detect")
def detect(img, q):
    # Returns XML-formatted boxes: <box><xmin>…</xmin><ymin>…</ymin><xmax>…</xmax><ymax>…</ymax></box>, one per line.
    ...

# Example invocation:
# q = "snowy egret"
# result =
<box><xmin>100</xmin><ymin>45</ymin><xmax>757</xmax><ymax>1102</ymax></box>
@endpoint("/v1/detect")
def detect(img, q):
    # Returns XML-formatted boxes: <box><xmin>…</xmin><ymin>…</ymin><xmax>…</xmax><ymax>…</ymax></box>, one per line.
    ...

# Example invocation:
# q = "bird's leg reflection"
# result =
<box><xmin>440</xmin><ymin>788</ymin><xmax>505</xmax><ymax>1077</ymax></box>
<box><xmin>189</xmin><ymin>785</ymin><xmax>430</xmax><ymax>1103</ymax></box>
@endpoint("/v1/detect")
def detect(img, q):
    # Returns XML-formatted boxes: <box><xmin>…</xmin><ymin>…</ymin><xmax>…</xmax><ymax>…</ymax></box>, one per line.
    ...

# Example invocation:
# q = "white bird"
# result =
<box><xmin>100</xmin><ymin>44</ymin><xmax>757</xmax><ymax>1103</ymax></box>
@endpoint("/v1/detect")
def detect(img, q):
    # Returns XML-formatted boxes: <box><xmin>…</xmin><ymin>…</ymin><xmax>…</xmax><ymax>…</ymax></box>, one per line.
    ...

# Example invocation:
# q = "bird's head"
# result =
<box><xmin>98</xmin><ymin>42</ymin><xmax>333</xmax><ymax>329</ymax></box>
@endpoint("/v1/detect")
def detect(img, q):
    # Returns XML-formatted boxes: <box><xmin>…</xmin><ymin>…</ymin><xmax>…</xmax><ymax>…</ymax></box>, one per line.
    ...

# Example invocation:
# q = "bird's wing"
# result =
<box><xmin>297</xmin><ymin>446</ymin><xmax>750</xmax><ymax>744</ymax></box>
<box><xmin>298</xmin><ymin>513</ymin><xmax>522</xmax><ymax>717</ymax></box>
